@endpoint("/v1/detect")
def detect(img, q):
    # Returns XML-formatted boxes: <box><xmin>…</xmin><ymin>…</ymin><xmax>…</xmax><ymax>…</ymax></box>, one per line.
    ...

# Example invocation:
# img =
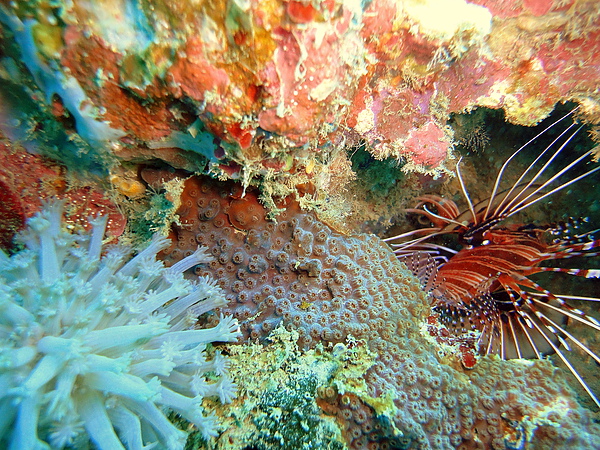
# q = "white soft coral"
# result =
<box><xmin>0</xmin><ymin>201</ymin><xmax>241</xmax><ymax>449</ymax></box>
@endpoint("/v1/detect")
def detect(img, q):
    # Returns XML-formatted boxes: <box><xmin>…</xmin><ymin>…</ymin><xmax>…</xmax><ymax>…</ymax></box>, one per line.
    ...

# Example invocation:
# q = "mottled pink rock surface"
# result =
<box><xmin>2</xmin><ymin>0</ymin><xmax>598</xmax><ymax>180</ymax></box>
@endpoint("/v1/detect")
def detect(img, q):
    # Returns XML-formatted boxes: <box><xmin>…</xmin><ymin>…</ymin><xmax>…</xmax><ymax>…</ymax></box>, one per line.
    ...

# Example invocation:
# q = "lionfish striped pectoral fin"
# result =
<box><xmin>495</xmin><ymin>274</ymin><xmax>600</xmax><ymax>409</ymax></box>
<box><xmin>537</xmin><ymin>236</ymin><xmax>600</xmax><ymax>259</ymax></box>
<box><xmin>402</xmin><ymin>250</ymin><xmax>441</xmax><ymax>292</ymax></box>
<box><xmin>522</xmin><ymin>261</ymin><xmax>600</xmax><ymax>279</ymax></box>
<box><xmin>518</xmin><ymin>305</ymin><xmax>600</xmax><ymax>409</ymax></box>
<box><xmin>534</xmin><ymin>267</ymin><xmax>600</xmax><ymax>278</ymax></box>
<box><xmin>476</xmin><ymin>283</ymin><xmax>561</xmax><ymax>361</ymax></box>
<box><xmin>521</xmin><ymin>238</ymin><xmax>600</xmax><ymax>278</ymax></box>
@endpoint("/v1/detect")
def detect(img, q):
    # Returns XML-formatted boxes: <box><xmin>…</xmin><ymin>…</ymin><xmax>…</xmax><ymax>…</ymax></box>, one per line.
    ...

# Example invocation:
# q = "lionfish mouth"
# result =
<box><xmin>385</xmin><ymin>105</ymin><xmax>600</xmax><ymax>409</ymax></box>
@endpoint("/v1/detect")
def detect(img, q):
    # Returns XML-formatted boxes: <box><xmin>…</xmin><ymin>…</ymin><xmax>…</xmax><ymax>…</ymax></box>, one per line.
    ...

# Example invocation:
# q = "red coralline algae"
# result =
<box><xmin>168</xmin><ymin>37</ymin><xmax>231</xmax><ymax>105</ymax></box>
<box><xmin>0</xmin><ymin>179</ymin><xmax>25</xmax><ymax>250</ymax></box>
<box><xmin>403</xmin><ymin>121</ymin><xmax>450</xmax><ymax>168</ymax></box>
<box><xmin>256</xmin><ymin>11</ymin><xmax>360</xmax><ymax>143</ymax></box>
<box><xmin>468</xmin><ymin>0</ymin><xmax>600</xmax><ymax>124</ymax></box>
<box><xmin>0</xmin><ymin>140</ymin><xmax>126</xmax><ymax>241</ymax></box>
<box><xmin>5</xmin><ymin>0</ymin><xmax>600</xmax><ymax>185</ymax></box>
<box><xmin>286</xmin><ymin>1</ymin><xmax>317</xmax><ymax>23</ymax></box>
<box><xmin>522</xmin><ymin>0</ymin><xmax>554</xmax><ymax>16</ymax></box>
<box><xmin>60</xmin><ymin>27</ymin><xmax>175</xmax><ymax>142</ymax></box>
<box><xmin>434</xmin><ymin>50</ymin><xmax>512</xmax><ymax>113</ymax></box>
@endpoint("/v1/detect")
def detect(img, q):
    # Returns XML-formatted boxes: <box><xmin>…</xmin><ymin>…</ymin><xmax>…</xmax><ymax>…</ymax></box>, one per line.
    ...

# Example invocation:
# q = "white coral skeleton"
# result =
<box><xmin>0</xmin><ymin>201</ymin><xmax>241</xmax><ymax>449</ymax></box>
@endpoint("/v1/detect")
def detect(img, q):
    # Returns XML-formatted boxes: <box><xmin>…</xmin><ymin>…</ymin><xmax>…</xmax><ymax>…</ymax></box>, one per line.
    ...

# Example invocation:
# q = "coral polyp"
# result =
<box><xmin>0</xmin><ymin>202</ymin><xmax>240</xmax><ymax>449</ymax></box>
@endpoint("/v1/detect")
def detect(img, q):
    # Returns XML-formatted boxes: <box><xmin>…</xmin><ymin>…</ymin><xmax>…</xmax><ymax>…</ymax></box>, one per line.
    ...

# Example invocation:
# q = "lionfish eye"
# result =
<box><xmin>417</xmin><ymin>214</ymin><xmax>433</xmax><ymax>227</ymax></box>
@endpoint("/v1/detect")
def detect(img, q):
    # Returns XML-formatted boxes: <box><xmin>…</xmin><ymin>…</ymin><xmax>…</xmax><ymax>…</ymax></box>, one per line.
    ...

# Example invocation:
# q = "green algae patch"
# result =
<box><xmin>193</xmin><ymin>327</ymin><xmax>353</xmax><ymax>450</ymax></box>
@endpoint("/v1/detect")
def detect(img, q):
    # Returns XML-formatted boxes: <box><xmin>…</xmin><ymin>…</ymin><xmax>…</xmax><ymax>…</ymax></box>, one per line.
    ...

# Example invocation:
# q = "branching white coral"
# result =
<box><xmin>0</xmin><ymin>201</ymin><xmax>241</xmax><ymax>450</ymax></box>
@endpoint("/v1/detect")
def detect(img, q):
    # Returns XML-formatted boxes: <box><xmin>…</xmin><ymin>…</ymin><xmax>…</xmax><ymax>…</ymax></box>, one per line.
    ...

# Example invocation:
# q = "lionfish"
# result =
<box><xmin>385</xmin><ymin>108</ymin><xmax>600</xmax><ymax>407</ymax></box>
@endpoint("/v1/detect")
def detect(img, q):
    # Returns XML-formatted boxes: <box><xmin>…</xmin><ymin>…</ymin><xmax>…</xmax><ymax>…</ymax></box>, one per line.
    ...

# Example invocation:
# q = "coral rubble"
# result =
<box><xmin>0</xmin><ymin>202</ymin><xmax>240</xmax><ymax>449</ymax></box>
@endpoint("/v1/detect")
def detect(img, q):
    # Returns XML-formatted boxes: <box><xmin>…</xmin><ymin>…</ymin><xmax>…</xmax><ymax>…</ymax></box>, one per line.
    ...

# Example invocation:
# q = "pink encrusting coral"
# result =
<box><xmin>255</xmin><ymin>11</ymin><xmax>363</xmax><ymax>144</ymax></box>
<box><xmin>0</xmin><ymin>202</ymin><xmax>241</xmax><ymax>449</ymax></box>
<box><xmin>3</xmin><ymin>0</ymin><xmax>600</xmax><ymax>187</ymax></box>
<box><xmin>402</xmin><ymin>121</ymin><xmax>451</xmax><ymax>168</ymax></box>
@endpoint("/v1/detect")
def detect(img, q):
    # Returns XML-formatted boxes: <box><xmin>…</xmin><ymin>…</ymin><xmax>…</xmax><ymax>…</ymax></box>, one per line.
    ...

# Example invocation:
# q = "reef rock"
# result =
<box><xmin>2</xmin><ymin>0</ymin><xmax>599</xmax><ymax>192</ymax></box>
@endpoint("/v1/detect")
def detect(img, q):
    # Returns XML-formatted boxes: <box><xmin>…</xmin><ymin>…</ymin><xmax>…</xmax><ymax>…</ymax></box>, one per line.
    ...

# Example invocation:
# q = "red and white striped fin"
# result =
<box><xmin>530</xmin><ymin>267</ymin><xmax>600</xmax><ymax>278</ymax></box>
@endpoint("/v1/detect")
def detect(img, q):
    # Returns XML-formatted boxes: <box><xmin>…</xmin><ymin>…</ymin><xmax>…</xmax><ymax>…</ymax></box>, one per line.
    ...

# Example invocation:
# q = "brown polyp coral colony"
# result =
<box><xmin>145</xmin><ymin>166</ymin><xmax>600</xmax><ymax>450</ymax></box>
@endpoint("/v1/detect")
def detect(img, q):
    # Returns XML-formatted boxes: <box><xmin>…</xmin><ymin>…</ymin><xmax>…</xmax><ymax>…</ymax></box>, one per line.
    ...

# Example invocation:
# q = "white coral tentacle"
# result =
<box><xmin>0</xmin><ymin>201</ymin><xmax>241</xmax><ymax>449</ymax></box>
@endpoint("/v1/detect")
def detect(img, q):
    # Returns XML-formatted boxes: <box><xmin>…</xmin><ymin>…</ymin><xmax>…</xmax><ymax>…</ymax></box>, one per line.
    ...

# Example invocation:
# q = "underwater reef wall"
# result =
<box><xmin>1</xmin><ymin>0</ymin><xmax>600</xmax><ymax>191</ymax></box>
<box><xmin>1</xmin><ymin>0</ymin><xmax>600</xmax><ymax>449</ymax></box>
